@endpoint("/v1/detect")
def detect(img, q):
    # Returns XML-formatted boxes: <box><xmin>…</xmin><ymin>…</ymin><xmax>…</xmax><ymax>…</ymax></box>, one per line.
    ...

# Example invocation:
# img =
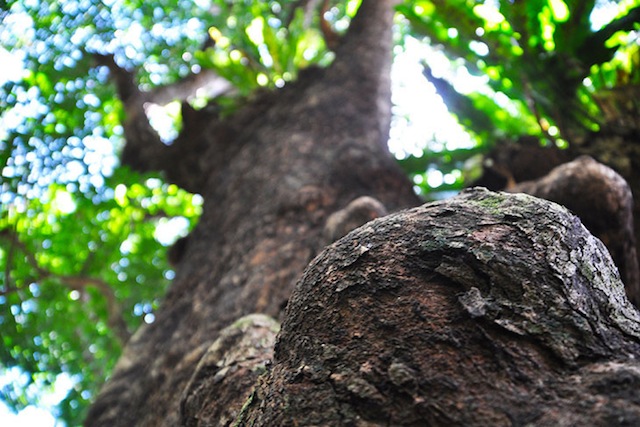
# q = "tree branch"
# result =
<box><xmin>92</xmin><ymin>52</ymin><xmax>168</xmax><ymax>174</ymax></box>
<box><xmin>144</xmin><ymin>68</ymin><xmax>232</xmax><ymax>107</ymax></box>
<box><xmin>284</xmin><ymin>0</ymin><xmax>322</xmax><ymax>28</ymax></box>
<box><xmin>91</xmin><ymin>52</ymin><xmax>226</xmax><ymax>192</ymax></box>
<box><xmin>0</xmin><ymin>228</ymin><xmax>131</xmax><ymax>344</ymax></box>
<box><xmin>92</xmin><ymin>53</ymin><xmax>139</xmax><ymax>103</ymax></box>
<box><xmin>320</xmin><ymin>0</ymin><xmax>340</xmax><ymax>50</ymax></box>
<box><xmin>3</xmin><ymin>225</ymin><xmax>17</xmax><ymax>294</ymax></box>
<box><xmin>58</xmin><ymin>275</ymin><xmax>132</xmax><ymax>344</ymax></box>
<box><xmin>579</xmin><ymin>6</ymin><xmax>640</xmax><ymax>67</ymax></box>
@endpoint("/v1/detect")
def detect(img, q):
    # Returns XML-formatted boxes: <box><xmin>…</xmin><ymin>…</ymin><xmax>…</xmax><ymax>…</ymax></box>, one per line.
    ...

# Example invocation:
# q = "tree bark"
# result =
<box><xmin>511</xmin><ymin>156</ymin><xmax>640</xmax><ymax>305</ymax></box>
<box><xmin>85</xmin><ymin>1</ymin><xmax>418</xmax><ymax>425</ymax></box>
<box><xmin>241</xmin><ymin>188</ymin><xmax>640</xmax><ymax>426</ymax></box>
<box><xmin>85</xmin><ymin>1</ymin><xmax>640</xmax><ymax>425</ymax></box>
<box><xmin>475</xmin><ymin>143</ymin><xmax>640</xmax><ymax>306</ymax></box>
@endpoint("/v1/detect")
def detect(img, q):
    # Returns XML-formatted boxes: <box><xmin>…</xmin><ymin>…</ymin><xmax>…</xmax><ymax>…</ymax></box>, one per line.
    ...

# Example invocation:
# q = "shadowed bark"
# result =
<box><xmin>238</xmin><ymin>188</ymin><xmax>640</xmax><ymax>426</ymax></box>
<box><xmin>85</xmin><ymin>1</ymin><xmax>418</xmax><ymax>425</ymax></box>
<box><xmin>180</xmin><ymin>314</ymin><xmax>280</xmax><ymax>426</ymax></box>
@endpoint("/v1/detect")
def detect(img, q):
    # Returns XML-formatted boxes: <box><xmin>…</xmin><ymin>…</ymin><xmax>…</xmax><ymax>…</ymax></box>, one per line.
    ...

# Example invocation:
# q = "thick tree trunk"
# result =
<box><xmin>171</xmin><ymin>188</ymin><xmax>640</xmax><ymax>426</ymax></box>
<box><xmin>85</xmin><ymin>1</ymin><xmax>640</xmax><ymax>425</ymax></box>
<box><xmin>85</xmin><ymin>1</ymin><xmax>418</xmax><ymax>425</ymax></box>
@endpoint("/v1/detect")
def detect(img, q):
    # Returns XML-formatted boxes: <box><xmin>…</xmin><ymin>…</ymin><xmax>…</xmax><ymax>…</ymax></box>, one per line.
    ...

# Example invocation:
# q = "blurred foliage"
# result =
<box><xmin>1</xmin><ymin>0</ymin><xmax>639</xmax><ymax>424</ymax></box>
<box><xmin>0</xmin><ymin>168</ymin><xmax>202</xmax><ymax>424</ymax></box>
<box><xmin>195</xmin><ymin>1</ymin><xmax>330</xmax><ymax>94</ymax></box>
<box><xmin>397</xmin><ymin>0</ymin><xmax>640</xmax><ymax>194</ymax></box>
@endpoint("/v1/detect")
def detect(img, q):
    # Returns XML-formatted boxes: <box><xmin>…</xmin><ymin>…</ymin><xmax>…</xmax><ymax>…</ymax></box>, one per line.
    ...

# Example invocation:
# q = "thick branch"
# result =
<box><xmin>180</xmin><ymin>314</ymin><xmax>280</xmax><ymax>426</ymax></box>
<box><xmin>92</xmin><ymin>53</ymin><xmax>168</xmax><ymax>174</ymax></box>
<box><xmin>474</xmin><ymin>149</ymin><xmax>639</xmax><ymax>306</ymax></box>
<box><xmin>144</xmin><ymin>69</ymin><xmax>232</xmax><ymax>107</ymax></box>
<box><xmin>92</xmin><ymin>52</ymin><xmax>224</xmax><ymax>191</ymax></box>
<box><xmin>579</xmin><ymin>6</ymin><xmax>640</xmax><ymax>67</ymax></box>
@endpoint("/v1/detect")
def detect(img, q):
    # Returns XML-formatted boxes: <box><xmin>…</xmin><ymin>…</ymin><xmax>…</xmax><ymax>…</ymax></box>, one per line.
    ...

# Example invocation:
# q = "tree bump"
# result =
<box><xmin>240</xmin><ymin>188</ymin><xmax>640</xmax><ymax>426</ymax></box>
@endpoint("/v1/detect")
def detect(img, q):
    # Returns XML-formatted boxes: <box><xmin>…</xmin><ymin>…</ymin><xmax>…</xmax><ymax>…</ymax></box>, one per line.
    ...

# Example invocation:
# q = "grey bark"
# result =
<box><xmin>476</xmin><ymin>140</ymin><xmax>640</xmax><ymax>306</ymax></box>
<box><xmin>512</xmin><ymin>155</ymin><xmax>640</xmax><ymax>305</ymax></box>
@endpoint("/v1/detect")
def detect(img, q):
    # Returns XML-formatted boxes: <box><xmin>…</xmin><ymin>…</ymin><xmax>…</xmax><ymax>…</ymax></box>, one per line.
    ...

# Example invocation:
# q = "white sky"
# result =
<box><xmin>0</xmin><ymin>368</ymin><xmax>73</xmax><ymax>426</ymax></box>
<box><xmin>389</xmin><ymin>36</ymin><xmax>478</xmax><ymax>159</ymax></box>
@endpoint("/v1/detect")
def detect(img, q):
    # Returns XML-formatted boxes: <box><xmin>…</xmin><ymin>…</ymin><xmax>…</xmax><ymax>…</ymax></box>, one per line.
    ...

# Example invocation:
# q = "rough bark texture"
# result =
<box><xmin>85</xmin><ymin>1</ymin><xmax>640</xmax><ymax>425</ymax></box>
<box><xmin>511</xmin><ymin>156</ymin><xmax>640</xmax><ymax>305</ymax></box>
<box><xmin>239</xmin><ymin>188</ymin><xmax>640</xmax><ymax>426</ymax></box>
<box><xmin>476</xmin><ymin>145</ymin><xmax>640</xmax><ymax>306</ymax></box>
<box><xmin>85</xmin><ymin>1</ymin><xmax>419</xmax><ymax>425</ymax></box>
<box><xmin>180</xmin><ymin>314</ymin><xmax>279</xmax><ymax>426</ymax></box>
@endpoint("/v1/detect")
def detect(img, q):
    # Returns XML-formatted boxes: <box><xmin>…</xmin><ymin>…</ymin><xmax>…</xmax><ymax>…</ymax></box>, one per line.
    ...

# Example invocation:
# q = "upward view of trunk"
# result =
<box><xmin>85</xmin><ymin>1</ymin><xmax>640</xmax><ymax>425</ymax></box>
<box><xmin>85</xmin><ymin>1</ymin><xmax>419</xmax><ymax>425</ymax></box>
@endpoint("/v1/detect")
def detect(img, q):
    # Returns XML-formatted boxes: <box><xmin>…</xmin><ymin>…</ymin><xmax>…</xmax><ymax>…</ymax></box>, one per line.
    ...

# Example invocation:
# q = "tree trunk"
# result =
<box><xmin>475</xmin><ymin>143</ymin><xmax>640</xmax><ymax>306</ymax></box>
<box><xmin>85</xmin><ymin>1</ymin><xmax>419</xmax><ymax>425</ymax></box>
<box><xmin>241</xmin><ymin>188</ymin><xmax>640</xmax><ymax>426</ymax></box>
<box><xmin>85</xmin><ymin>1</ymin><xmax>640</xmax><ymax>425</ymax></box>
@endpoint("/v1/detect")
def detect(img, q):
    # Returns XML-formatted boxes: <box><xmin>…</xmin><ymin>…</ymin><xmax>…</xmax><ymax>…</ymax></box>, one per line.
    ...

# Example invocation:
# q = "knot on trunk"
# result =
<box><xmin>240</xmin><ymin>188</ymin><xmax>640</xmax><ymax>426</ymax></box>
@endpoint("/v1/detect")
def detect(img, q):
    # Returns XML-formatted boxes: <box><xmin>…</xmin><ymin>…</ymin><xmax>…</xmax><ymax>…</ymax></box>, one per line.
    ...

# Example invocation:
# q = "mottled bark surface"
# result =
<box><xmin>85</xmin><ymin>1</ymin><xmax>640</xmax><ymax>425</ymax></box>
<box><xmin>85</xmin><ymin>1</ymin><xmax>418</xmax><ymax>425</ymax></box>
<box><xmin>239</xmin><ymin>188</ymin><xmax>640</xmax><ymax>426</ymax></box>
<box><xmin>511</xmin><ymin>156</ymin><xmax>640</xmax><ymax>305</ymax></box>
<box><xmin>180</xmin><ymin>314</ymin><xmax>279</xmax><ymax>427</ymax></box>
<box><xmin>476</xmin><ymin>141</ymin><xmax>640</xmax><ymax>306</ymax></box>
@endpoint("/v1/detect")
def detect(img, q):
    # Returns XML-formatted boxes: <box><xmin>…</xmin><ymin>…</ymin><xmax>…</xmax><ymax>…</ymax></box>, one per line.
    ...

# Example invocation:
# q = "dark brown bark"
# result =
<box><xmin>85</xmin><ymin>1</ymin><xmax>640</xmax><ymax>425</ymax></box>
<box><xmin>85</xmin><ymin>1</ymin><xmax>417</xmax><ymax>425</ymax></box>
<box><xmin>240</xmin><ymin>188</ymin><xmax>640</xmax><ymax>426</ymax></box>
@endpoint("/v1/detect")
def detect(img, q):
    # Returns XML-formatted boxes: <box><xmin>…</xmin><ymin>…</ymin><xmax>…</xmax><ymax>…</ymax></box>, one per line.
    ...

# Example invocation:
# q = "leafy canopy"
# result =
<box><xmin>1</xmin><ymin>0</ymin><xmax>639</xmax><ymax>424</ymax></box>
<box><xmin>398</xmin><ymin>0</ymin><xmax>640</xmax><ymax>194</ymax></box>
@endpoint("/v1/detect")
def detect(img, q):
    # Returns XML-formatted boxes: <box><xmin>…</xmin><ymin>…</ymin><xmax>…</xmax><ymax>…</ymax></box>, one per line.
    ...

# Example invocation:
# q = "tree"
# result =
<box><xmin>235</xmin><ymin>188</ymin><xmax>640</xmax><ymax>426</ymax></box>
<box><xmin>1</xmin><ymin>0</ymin><xmax>640</xmax><ymax>425</ymax></box>
<box><xmin>84</xmin><ymin>0</ymin><xmax>423</xmax><ymax>424</ymax></box>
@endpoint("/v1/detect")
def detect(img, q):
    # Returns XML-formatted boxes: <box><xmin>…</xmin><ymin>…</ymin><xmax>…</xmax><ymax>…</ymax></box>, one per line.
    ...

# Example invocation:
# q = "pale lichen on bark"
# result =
<box><xmin>180</xmin><ymin>314</ymin><xmax>280</xmax><ymax>427</ymax></box>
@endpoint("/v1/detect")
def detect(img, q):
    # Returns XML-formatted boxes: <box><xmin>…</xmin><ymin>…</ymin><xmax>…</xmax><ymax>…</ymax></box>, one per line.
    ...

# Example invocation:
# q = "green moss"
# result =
<box><xmin>231</xmin><ymin>314</ymin><xmax>281</xmax><ymax>333</ymax></box>
<box><xmin>232</xmin><ymin>389</ymin><xmax>257</xmax><ymax>427</ymax></box>
<box><xmin>469</xmin><ymin>192</ymin><xmax>507</xmax><ymax>214</ymax></box>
